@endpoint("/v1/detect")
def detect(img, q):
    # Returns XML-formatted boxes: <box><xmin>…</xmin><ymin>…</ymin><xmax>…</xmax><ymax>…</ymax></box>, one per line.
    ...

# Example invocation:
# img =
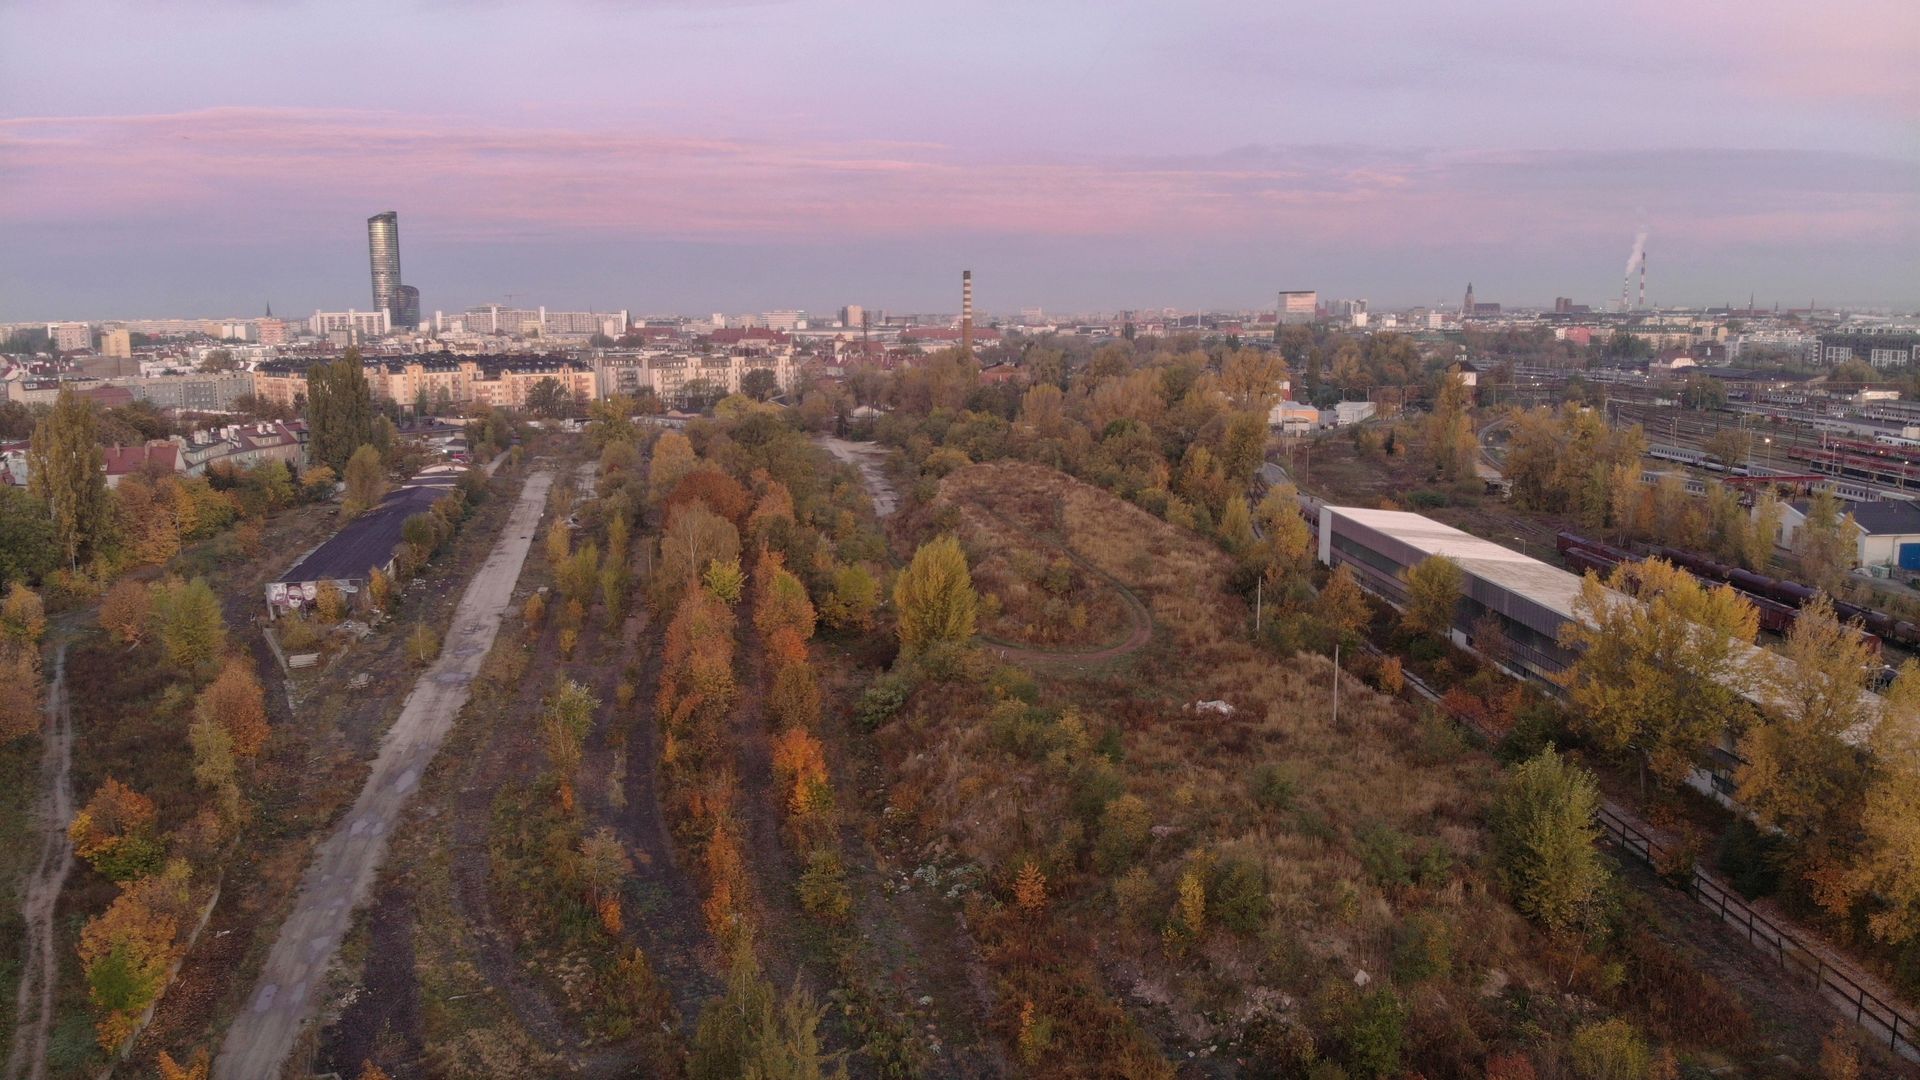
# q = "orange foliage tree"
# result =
<box><xmin>666</xmin><ymin>468</ymin><xmax>751</xmax><ymax>529</ymax></box>
<box><xmin>100</xmin><ymin>579</ymin><xmax>152</xmax><ymax>646</ymax></box>
<box><xmin>194</xmin><ymin>656</ymin><xmax>270</xmax><ymax>761</ymax></box>
<box><xmin>69</xmin><ymin>777</ymin><xmax>163</xmax><ymax>881</ymax></box>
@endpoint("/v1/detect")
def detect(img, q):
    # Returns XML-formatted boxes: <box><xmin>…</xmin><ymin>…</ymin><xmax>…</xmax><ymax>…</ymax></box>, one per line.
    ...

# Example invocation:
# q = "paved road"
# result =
<box><xmin>4</xmin><ymin>641</ymin><xmax>73</xmax><ymax>1080</ymax></box>
<box><xmin>215</xmin><ymin>468</ymin><xmax>555</xmax><ymax>1080</ymax></box>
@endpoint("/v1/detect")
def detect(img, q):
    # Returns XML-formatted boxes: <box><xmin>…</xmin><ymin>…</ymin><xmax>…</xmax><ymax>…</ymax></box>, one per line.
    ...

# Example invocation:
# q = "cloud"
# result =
<box><xmin>5</xmin><ymin>108</ymin><xmax>1914</xmax><ymax>257</ymax></box>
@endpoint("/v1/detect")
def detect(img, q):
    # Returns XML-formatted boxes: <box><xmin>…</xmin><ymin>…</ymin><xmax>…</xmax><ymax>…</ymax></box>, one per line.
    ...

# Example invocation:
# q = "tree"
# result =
<box><xmin>1559</xmin><ymin>559</ymin><xmax>1758</xmax><ymax>788</ymax></box>
<box><xmin>658</xmin><ymin>504</ymin><xmax>742</xmax><ymax>606</ymax></box>
<box><xmin>690</xmin><ymin>944</ymin><xmax>845</xmax><ymax>1080</ymax></box>
<box><xmin>1488</xmin><ymin>748</ymin><xmax>1606</xmax><ymax>932</ymax></box>
<box><xmin>1567</xmin><ymin>1018</ymin><xmax>1651</xmax><ymax>1080</ymax></box>
<box><xmin>69</xmin><ymin>777</ymin><xmax>162</xmax><ymax>882</ymax></box>
<box><xmin>0</xmin><ymin>582</ymin><xmax>45</xmax><ymax>653</ymax></box>
<box><xmin>741</xmin><ymin>368</ymin><xmax>780</xmax><ymax>402</ymax></box>
<box><xmin>1427</xmin><ymin>370</ymin><xmax>1476</xmax><ymax>482</ymax></box>
<box><xmin>821</xmin><ymin>564</ymin><xmax>879</xmax><ymax>632</ymax></box>
<box><xmin>0</xmin><ymin>651</ymin><xmax>42</xmax><ymax>742</ymax></box>
<box><xmin>1797</xmin><ymin>489</ymin><xmax>1857</xmax><ymax>596</ymax></box>
<box><xmin>0</xmin><ymin>487</ymin><xmax>59</xmax><ymax>587</ymax></box>
<box><xmin>754</xmin><ymin>560</ymin><xmax>816</xmax><ymax>643</ymax></box>
<box><xmin>703</xmin><ymin>558</ymin><xmax>746</xmax><ymax>605</ymax></box>
<box><xmin>1704</xmin><ymin>427</ymin><xmax>1752</xmax><ymax>471</ymax></box>
<box><xmin>526</xmin><ymin>376</ymin><xmax>573</xmax><ymax>418</ymax></box>
<box><xmin>196</xmin><ymin>655</ymin><xmax>270</xmax><ymax>760</ymax></box>
<box><xmin>157</xmin><ymin>1049</ymin><xmax>211</xmax><ymax>1080</ymax></box>
<box><xmin>79</xmin><ymin>878</ymin><xmax>181</xmax><ymax>1052</ymax></box>
<box><xmin>199</xmin><ymin>348</ymin><xmax>237</xmax><ymax>373</ymax></box>
<box><xmin>1316</xmin><ymin>563</ymin><xmax>1370</xmax><ymax>642</ymax></box>
<box><xmin>1737</xmin><ymin>598</ymin><xmax>1874</xmax><ymax>875</ymax></box>
<box><xmin>1847</xmin><ymin>665</ymin><xmax>1920</xmax><ymax>944</ymax></box>
<box><xmin>306</xmin><ymin>352</ymin><xmax>374</xmax><ymax>474</ymax></box>
<box><xmin>1217</xmin><ymin>348</ymin><xmax>1289</xmax><ymax>413</ymax></box>
<box><xmin>894</xmin><ymin>535</ymin><xmax>977</xmax><ymax>658</ymax></box>
<box><xmin>341</xmin><ymin>444</ymin><xmax>387</xmax><ymax>517</ymax></box>
<box><xmin>28</xmin><ymin>386</ymin><xmax>110</xmax><ymax>567</ymax></box>
<box><xmin>151</xmin><ymin>577</ymin><xmax>226</xmax><ymax>674</ymax></box>
<box><xmin>649</xmin><ymin>432</ymin><xmax>698</xmax><ymax>504</ymax></box>
<box><xmin>1402</xmin><ymin>555</ymin><xmax>1462</xmax><ymax>639</ymax></box>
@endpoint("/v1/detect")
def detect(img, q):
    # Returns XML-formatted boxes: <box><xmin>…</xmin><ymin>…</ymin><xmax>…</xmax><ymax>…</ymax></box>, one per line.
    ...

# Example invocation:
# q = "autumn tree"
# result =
<box><xmin>1560</xmin><ymin>559</ymin><xmax>1759</xmax><ymax>788</ymax></box>
<box><xmin>1315</xmin><ymin>563</ymin><xmax>1370</xmax><ymax>643</ymax></box>
<box><xmin>1797</xmin><ymin>489</ymin><xmax>1857</xmax><ymax>596</ymax></box>
<box><xmin>1488</xmin><ymin>748</ymin><xmax>1606</xmax><ymax>932</ymax></box>
<box><xmin>151</xmin><ymin>577</ymin><xmax>227</xmax><ymax>674</ymax></box>
<box><xmin>1</xmin><ymin>582</ymin><xmax>45</xmax><ymax>653</ymax></box>
<box><xmin>689</xmin><ymin>943</ymin><xmax>845</xmax><ymax>1080</ymax></box>
<box><xmin>649</xmin><ymin>431</ymin><xmax>698</xmax><ymax>504</ymax></box>
<box><xmin>78</xmin><ymin>862</ymin><xmax>191</xmax><ymax>1051</ymax></box>
<box><xmin>0</xmin><ymin>651</ymin><xmax>42</xmax><ymax>741</ymax></box>
<box><xmin>156</xmin><ymin>1049</ymin><xmax>211</xmax><ymax>1080</ymax></box>
<box><xmin>1847</xmin><ymin>665</ymin><xmax>1920</xmax><ymax>944</ymax></box>
<box><xmin>341</xmin><ymin>444</ymin><xmax>388</xmax><ymax>516</ymax></box>
<box><xmin>541</xmin><ymin>678</ymin><xmax>600</xmax><ymax>810</ymax></box>
<box><xmin>28</xmin><ymin>386</ymin><xmax>110</xmax><ymax>566</ymax></box>
<box><xmin>1217</xmin><ymin>348</ymin><xmax>1289</xmax><ymax>413</ymax></box>
<box><xmin>69</xmin><ymin>777</ymin><xmax>163</xmax><ymax>881</ymax></box>
<box><xmin>100</xmin><ymin>579</ymin><xmax>151</xmax><ymax>645</ymax></box>
<box><xmin>1255</xmin><ymin>486</ymin><xmax>1312</xmax><ymax>584</ymax></box>
<box><xmin>196</xmin><ymin>655</ymin><xmax>270</xmax><ymax>760</ymax></box>
<box><xmin>658</xmin><ymin>504</ymin><xmax>742</xmax><ymax>608</ymax></box>
<box><xmin>893</xmin><ymin>535</ymin><xmax>977</xmax><ymax>659</ymax></box>
<box><xmin>1426</xmin><ymin>370</ymin><xmax>1476</xmax><ymax>482</ymax></box>
<box><xmin>754</xmin><ymin>556</ymin><xmax>817</xmax><ymax>643</ymax></box>
<box><xmin>1402</xmin><ymin>555</ymin><xmax>1462</xmax><ymax>639</ymax></box>
<box><xmin>668</xmin><ymin>468</ymin><xmax>752</xmax><ymax>529</ymax></box>
<box><xmin>1736</xmin><ymin>596</ymin><xmax>1874</xmax><ymax>906</ymax></box>
<box><xmin>820</xmin><ymin>564</ymin><xmax>879</xmax><ymax>632</ymax></box>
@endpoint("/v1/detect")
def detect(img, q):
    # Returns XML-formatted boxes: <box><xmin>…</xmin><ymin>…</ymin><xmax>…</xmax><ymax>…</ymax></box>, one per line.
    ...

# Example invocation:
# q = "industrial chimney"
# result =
<box><xmin>961</xmin><ymin>269</ymin><xmax>974</xmax><ymax>354</ymax></box>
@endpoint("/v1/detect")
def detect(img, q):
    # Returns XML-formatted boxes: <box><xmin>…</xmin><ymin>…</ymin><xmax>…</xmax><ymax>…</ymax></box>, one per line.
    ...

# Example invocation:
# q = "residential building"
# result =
<box><xmin>309</xmin><ymin>309</ymin><xmax>392</xmax><ymax>340</ymax></box>
<box><xmin>1815</xmin><ymin>331</ymin><xmax>1920</xmax><ymax>370</ymax></box>
<box><xmin>764</xmin><ymin>310</ymin><xmax>805</xmax><ymax>332</ymax></box>
<box><xmin>101</xmin><ymin>329</ymin><xmax>132</xmax><ymax>358</ymax></box>
<box><xmin>257</xmin><ymin>317</ymin><xmax>288</xmax><ymax>346</ymax></box>
<box><xmin>49</xmin><ymin>323</ymin><xmax>91</xmax><ymax>352</ymax></box>
<box><xmin>1277</xmin><ymin>291</ymin><xmax>1317</xmax><ymax>325</ymax></box>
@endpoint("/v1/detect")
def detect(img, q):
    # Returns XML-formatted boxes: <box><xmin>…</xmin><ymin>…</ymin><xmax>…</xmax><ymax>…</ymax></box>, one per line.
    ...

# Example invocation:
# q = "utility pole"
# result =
<box><xmin>1331</xmin><ymin>643</ymin><xmax>1341</xmax><ymax>727</ymax></box>
<box><xmin>1255</xmin><ymin>578</ymin><xmax>1263</xmax><ymax>634</ymax></box>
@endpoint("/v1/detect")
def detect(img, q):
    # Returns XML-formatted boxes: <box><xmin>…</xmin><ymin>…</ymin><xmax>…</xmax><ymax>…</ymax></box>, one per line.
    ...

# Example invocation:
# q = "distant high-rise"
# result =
<box><xmin>394</xmin><ymin>285</ymin><xmax>420</xmax><ymax>332</ymax></box>
<box><xmin>367</xmin><ymin>211</ymin><xmax>404</xmax><ymax>329</ymax></box>
<box><xmin>1277</xmin><ymin>290</ymin><xmax>1317</xmax><ymax>325</ymax></box>
<box><xmin>1463</xmin><ymin>283</ymin><xmax>1475</xmax><ymax>316</ymax></box>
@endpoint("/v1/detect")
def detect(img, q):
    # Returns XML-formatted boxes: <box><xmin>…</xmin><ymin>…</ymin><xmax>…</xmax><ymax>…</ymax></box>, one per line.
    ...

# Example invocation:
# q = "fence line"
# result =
<box><xmin>1364</xmin><ymin>645</ymin><xmax>1919</xmax><ymax>1061</ymax></box>
<box><xmin>1591</xmin><ymin>805</ymin><xmax>1916</xmax><ymax>1061</ymax></box>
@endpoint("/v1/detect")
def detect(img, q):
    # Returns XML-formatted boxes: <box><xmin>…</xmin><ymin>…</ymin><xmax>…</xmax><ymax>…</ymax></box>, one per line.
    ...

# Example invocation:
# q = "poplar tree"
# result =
<box><xmin>894</xmin><ymin>534</ymin><xmax>977</xmax><ymax>658</ymax></box>
<box><xmin>306</xmin><ymin>351</ymin><xmax>374</xmax><ymax>473</ymax></box>
<box><xmin>28</xmin><ymin>386</ymin><xmax>109</xmax><ymax>567</ymax></box>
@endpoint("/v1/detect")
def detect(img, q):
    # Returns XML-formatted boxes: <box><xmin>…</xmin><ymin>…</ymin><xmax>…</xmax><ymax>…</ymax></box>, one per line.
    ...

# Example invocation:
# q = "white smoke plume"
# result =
<box><xmin>1624</xmin><ymin>226</ymin><xmax>1649</xmax><ymax>277</ymax></box>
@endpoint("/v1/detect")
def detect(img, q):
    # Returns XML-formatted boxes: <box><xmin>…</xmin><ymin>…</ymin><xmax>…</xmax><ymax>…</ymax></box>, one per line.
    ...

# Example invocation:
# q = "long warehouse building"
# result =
<box><xmin>1314</xmin><ymin>503</ymin><xmax>1882</xmax><ymax>798</ymax></box>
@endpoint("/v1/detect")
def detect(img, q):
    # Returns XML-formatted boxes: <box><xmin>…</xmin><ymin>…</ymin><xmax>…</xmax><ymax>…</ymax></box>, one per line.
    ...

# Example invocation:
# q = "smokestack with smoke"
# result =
<box><xmin>1622</xmin><ymin>226</ymin><xmax>1648</xmax><ymax>311</ymax></box>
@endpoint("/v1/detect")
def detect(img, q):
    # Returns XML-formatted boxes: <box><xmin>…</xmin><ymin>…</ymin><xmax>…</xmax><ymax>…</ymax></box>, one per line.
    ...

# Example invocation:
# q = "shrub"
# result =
<box><xmin>797</xmin><ymin>848</ymin><xmax>852</xmax><ymax>923</ymax></box>
<box><xmin>1355</xmin><ymin>822</ymin><xmax>1412</xmax><ymax>888</ymax></box>
<box><xmin>1250</xmin><ymin>762</ymin><xmax>1298</xmax><ymax>812</ymax></box>
<box><xmin>407</xmin><ymin>623</ymin><xmax>440</xmax><ymax>666</ymax></box>
<box><xmin>1338</xmin><ymin>988</ymin><xmax>1406</xmax><ymax>1079</ymax></box>
<box><xmin>277</xmin><ymin>613</ymin><xmax>322</xmax><ymax>652</ymax></box>
<box><xmin>1567</xmin><ymin>1018</ymin><xmax>1650</xmax><ymax>1080</ymax></box>
<box><xmin>1093</xmin><ymin>793</ymin><xmax>1151</xmax><ymax>874</ymax></box>
<box><xmin>1391</xmin><ymin>911</ymin><xmax>1453</xmax><ymax>983</ymax></box>
<box><xmin>1713</xmin><ymin>818</ymin><xmax>1783</xmax><ymax>900</ymax></box>
<box><xmin>1210</xmin><ymin>854</ymin><xmax>1270</xmax><ymax>935</ymax></box>
<box><xmin>1488</xmin><ymin>748</ymin><xmax>1606</xmax><ymax>931</ymax></box>
<box><xmin>854</xmin><ymin>671</ymin><xmax>913</xmax><ymax>731</ymax></box>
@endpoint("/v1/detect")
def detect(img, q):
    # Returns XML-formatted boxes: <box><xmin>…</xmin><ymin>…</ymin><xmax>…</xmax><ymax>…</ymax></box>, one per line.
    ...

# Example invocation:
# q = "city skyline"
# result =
<box><xmin>2</xmin><ymin>0</ymin><xmax>1916</xmax><ymax>319</ymax></box>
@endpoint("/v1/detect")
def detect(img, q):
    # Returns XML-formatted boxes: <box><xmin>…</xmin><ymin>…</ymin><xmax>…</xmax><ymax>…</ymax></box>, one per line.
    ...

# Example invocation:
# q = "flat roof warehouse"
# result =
<box><xmin>1314</xmin><ymin>504</ymin><xmax>1882</xmax><ymax>768</ymax></box>
<box><xmin>266</xmin><ymin>467</ymin><xmax>465</xmax><ymax>615</ymax></box>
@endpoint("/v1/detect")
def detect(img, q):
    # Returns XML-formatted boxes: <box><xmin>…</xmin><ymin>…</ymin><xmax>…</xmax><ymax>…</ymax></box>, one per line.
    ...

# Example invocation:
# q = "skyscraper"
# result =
<box><xmin>367</xmin><ymin>211</ymin><xmax>403</xmax><ymax>328</ymax></box>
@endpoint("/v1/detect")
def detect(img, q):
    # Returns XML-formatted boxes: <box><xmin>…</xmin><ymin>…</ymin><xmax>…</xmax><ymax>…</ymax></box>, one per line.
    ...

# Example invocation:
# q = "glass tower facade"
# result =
<box><xmin>394</xmin><ymin>285</ymin><xmax>420</xmax><ymax>332</ymax></box>
<box><xmin>367</xmin><ymin>211</ymin><xmax>402</xmax><ymax>325</ymax></box>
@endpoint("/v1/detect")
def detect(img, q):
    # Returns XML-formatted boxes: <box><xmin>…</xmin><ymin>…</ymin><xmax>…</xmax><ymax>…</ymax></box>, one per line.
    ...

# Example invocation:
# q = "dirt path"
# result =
<box><xmin>214</xmin><ymin>468</ymin><xmax>555</xmax><ymax>1080</ymax></box>
<box><xmin>4</xmin><ymin>641</ymin><xmax>73</xmax><ymax>1080</ymax></box>
<box><xmin>975</xmin><ymin>512</ymin><xmax>1154</xmax><ymax>666</ymax></box>
<box><xmin>814</xmin><ymin>437</ymin><xmax>897</xmax><ymax>518</ymax></box>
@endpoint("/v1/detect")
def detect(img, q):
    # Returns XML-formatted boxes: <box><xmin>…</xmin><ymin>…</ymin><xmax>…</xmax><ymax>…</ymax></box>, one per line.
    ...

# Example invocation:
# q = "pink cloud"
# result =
<box><xmin>1</xmin><ymin>108</ymin><xmax>1912</xmax><ymax>253</ymax></box>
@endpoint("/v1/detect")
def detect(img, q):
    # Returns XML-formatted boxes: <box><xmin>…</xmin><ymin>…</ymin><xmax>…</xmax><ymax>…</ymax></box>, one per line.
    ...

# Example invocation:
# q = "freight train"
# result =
<box><xmin>1555</xmin><ymin>531</ymin><xmax>1919</xmax><ymax>651</ymax></box>
<box><xmin>1555</xmin><ymin>532</ymin><xmax>1807</xmax><ymax>637</ymax></box>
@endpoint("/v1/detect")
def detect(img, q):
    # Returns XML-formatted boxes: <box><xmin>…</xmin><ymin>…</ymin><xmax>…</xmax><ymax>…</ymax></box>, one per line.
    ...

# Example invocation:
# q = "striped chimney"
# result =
<box><xmin>962</xmin><ymin>269</ymin><xmax>974</xmax><ymax>354</ymax></box>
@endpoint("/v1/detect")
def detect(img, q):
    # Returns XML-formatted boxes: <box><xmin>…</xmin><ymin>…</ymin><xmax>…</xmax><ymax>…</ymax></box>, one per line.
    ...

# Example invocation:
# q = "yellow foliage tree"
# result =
<box><xmin>1402</xmin><ymin>554</ymin><xmax>1463</xmax><ymax>639</ymax></box>
<box><xmin>1560</xmin><ymin>558</ymin><xmax>1759</xmax><ymax>788</ymax></box>
<box><xmin>894</xmin><ymin>534</ymin><xmax>977</xmax><ymax>658</ymax></box>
